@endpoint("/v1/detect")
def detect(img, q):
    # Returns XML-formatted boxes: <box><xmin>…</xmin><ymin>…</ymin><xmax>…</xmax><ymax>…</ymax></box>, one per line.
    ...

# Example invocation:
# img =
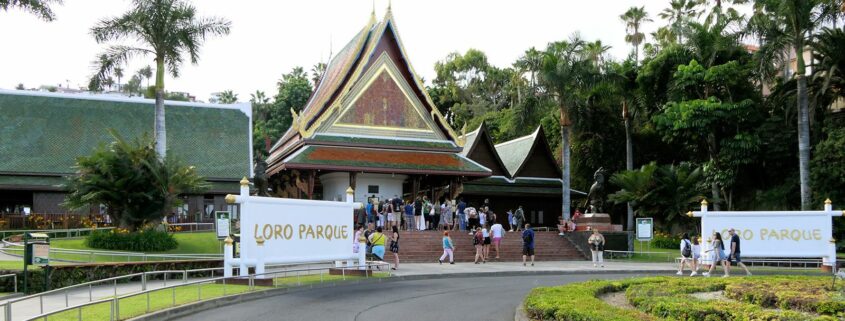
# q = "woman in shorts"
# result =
<box><xmin>389</xmin><ymin>226</ymin><xmax>400</xmax><ymax>270</ymax></box>
<box><xmin>481</xmin><ymin>224</ymin><xmax>491</xmax><ymax>261</ymax></box>
<box><xmin>368</xmin><ymin>226</ymin><xmax>386</xmax><ymax>262</ymax></box>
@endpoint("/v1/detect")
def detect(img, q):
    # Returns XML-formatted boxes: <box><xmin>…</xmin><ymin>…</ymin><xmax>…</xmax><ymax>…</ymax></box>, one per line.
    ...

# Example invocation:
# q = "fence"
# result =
<box><xmin>0</xmin><ymin>214</ymin><xmax>113</xmax><ymax>231</ymax></box>
<box><xmin>166</xmin><ymin>223</ymin><xmax>214</xmax><ymax>233</ymax></box>
<box><xmin>0</xmin><ymin>246</ymin><xmax>221</xmax><ymax>264</ymax></box>
<box><xmin>0</xmin><ymin>228</ymin><xmax>114</xmax><ymax>242</ymax></box>
<box><xmin>11</xmin><ymin>262</ymin><xmax>390</xmax><ymax>321</ymax></box>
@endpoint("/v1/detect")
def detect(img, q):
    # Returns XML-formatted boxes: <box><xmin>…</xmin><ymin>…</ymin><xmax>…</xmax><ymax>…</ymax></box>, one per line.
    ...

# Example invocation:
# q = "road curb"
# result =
<box><xmin>130</xmin><ymin>269</ymin><xmax>669</xmax><ymax>321</ymax></box>
<box><xmin>514</xmin><ymin>302</ymin><xmax>531</xmax><ymax>321</ymax></box>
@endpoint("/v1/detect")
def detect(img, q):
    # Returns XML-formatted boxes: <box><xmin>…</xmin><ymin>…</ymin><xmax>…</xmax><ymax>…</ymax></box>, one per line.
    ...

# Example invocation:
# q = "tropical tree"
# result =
<box><xmin>114</xmin><ymin>67</ymin><xmax>124</xmax><ymax>92</ymax></box>
<box><xmin>609</xmin><ymin>162</ymin><xmax>658</xmax><ymax>218</ymax></box>
<box><xmin>584</xmin><ymin>40</ymin><xmax>611</xmax><ymax>68</ymax></box>
<box><xmin>90</xmin><ymin>0</ymin><xmax>231</xmax><ymax>158</ymax></box>
<box><xmin>218</xmin><ymin>90</ymin><xmax>238</xmax><ymax>104</ymax></box>
<box><xmin>103</xmin><ymin>77</ymin><xmax>115</xmax><ymax>91</ymax></box>
<box><xmin>311</xmin><ymin>62</ymin><xmax>326</xmax><ymax>86</ymax></box>
<box><xmin>658</xmin><ymin>0</ymin><xmax>701</xmax><ymax>43</ymax></box>
<box><xmin>0</xmin><ymin>0</ymin><xmax>61</xmax><ymax>21</ymax></box>
<box><xmin>753</xmin><ymin>0</ymin><xmax>822</xmax><ymax>209</ymax></box>
<box><xmin>138</xmin><ymin>65</ymin><xmax>153</xmax><ymax>90</ymax></box>
<box><xmin>125</xmin><ymin>75</ymin><xmax>142</xmax><ymax>96</ymax></box>
<box><xmin>620</xmin><ymin>6</ymin><xmax>653</xmax><ymax>66</ymax></box>
<box><xmin>63</xmin><ymin>130</ymin><xmax>207</xmax><ymax>231</ymax></box>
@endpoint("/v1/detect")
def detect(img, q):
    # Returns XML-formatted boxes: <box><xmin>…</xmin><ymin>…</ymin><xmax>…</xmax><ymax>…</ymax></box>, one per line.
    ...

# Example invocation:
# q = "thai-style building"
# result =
<box><xmin>265</xmin><ymin>8</ymin><xmax>490</xmax><ymax>204</ymax></box>
<box><xmin>0</xmin><ymin>89</ymin><xmax>252</xmax><ymax>224</ymax></box>
<box><xmin>266</xmin><ymin>8</ymin><xmax>584</xmax><ymax>226</ymax></box>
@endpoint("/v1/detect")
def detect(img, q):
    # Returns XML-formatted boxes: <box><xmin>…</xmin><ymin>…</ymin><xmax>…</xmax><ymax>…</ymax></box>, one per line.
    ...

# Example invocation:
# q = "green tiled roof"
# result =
<box><xmin>464</xmin><ymin>176</ymin><xmax>586</xmax><ymax>196</ymax></box>
<box><xmin>0</xmin><ymin>91</ymin><xmax>250</xmax><ymax>180</ymax></box>
<box><xmin>495</xmin><ymin>130</ymin><xmax>537</xmax><ymax>177</ymax></box>
<box><xmin>462</xmin><ymin>183</ymin><xmax>561</xmax><ymax>196</ymax></box>
<box><xmin>0</xmin><ymin>175</ymin><xmax>65</xmax><ymax>189</ymax></box>
<box><xmin>309</xmin><ymin>134</ymin><xmax>457</xmax><ymax>150</ymax></box>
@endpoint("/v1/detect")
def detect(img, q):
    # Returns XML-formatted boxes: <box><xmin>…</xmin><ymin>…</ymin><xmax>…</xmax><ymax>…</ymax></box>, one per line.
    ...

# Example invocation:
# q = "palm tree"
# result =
<box><xmin>0</xmin><ymin>0</ymin><xmax>61</xmax><ymax>21</ymax></box>
<box><xmin>609</xmin><ymin>163</ymin><xmax>658</xmax><ymax>219</ymax></box>
<box><xmin>138</xmin><ymin>65</ymin><xmax>153</xmax><ymax>90</ymax></box>
<box><xmin>539</xmin><ymin>36</ymin><xmax>590</xmax><ymax>221</ymax></box>
<box><xmin>658</xmin><ymin>0</ymin><xmax>701</xmax><ymax>43</ymax></box>
<box><xmin>103</xmin><ymin>77</ymin><xmax>115</xmax><ymax>91</ymax></box>
<box><xmin>218</xmin><ymin>90</ymin><xmax>238</xmax><ymax>104</ymax></box>
<box><xmin>114</xmin><ymin>67</ymin><xmax>124</xmax><ymax>93</ymax></box>
<box><xmin>310</xmin><ymin>62</ymin><xmax>326</xmax><ymax>86</ymax></box>
<box><xmin>90</xmin><ymin>0</ymin><xmax>231</xmax><ymax>158</ymax></box>
<box><xmin>515</xmin><ymin>47</ymin><xmax>543</xmax><ymax>91</ymax></box>
<box><xmin>620</xmin><ymin>6</ymin><xmax>653</xmax><ymax>66</ymax></box>
<box><xmin>584</xmin><ymin>40</ymin><xmax>611</xmax><ymax>67</ymax></box>
<box><xmin>754</xmin><ymin>0</ymin><xmax>822</xmax><ymax>210</ymax></box>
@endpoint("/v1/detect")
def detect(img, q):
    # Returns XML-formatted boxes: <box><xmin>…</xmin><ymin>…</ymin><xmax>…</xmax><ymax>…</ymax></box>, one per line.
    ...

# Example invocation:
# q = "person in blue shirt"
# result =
<box><xmin>365</xmin><ymin>199</ymin><xmax>374</xmax><ymax>230</ymax></box>
<box><xmin>457</xmin><ymin>198</ymin><xmax>467</xmax><ymax>231</ymax></box>
<box><xmin>404</xmin><ymin>201</ymin><xmax>415</xmax><ymax>231</ymax></box>
<box><xmin>522</xmin><ymin>224</ymin><xmax>535</xmax><ymax>266</ymax></box>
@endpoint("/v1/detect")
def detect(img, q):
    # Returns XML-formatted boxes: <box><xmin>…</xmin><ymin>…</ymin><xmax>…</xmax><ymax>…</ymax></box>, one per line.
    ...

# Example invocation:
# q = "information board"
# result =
<box><xmin>215</xmin><ymin>211</ymin><xmax>231</xmax><ymax>240</ymax></box>
<box><xmin>636</xmin><ymin>217</ymin><xmax>653</xmax><ymax>241</ymax></box>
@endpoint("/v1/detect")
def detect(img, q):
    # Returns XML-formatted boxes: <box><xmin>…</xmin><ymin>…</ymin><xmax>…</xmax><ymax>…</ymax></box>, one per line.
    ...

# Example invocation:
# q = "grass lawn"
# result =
<box><xmin>49</xmin><ymin>232</ymin><xmax>221</xmax><ymax>254</ymax></box>
<box><xmin>45</xmin><ymin>272</ymin><xmax>389</xmax><ymax>321</ymax></box>
<box><xmin>616</xmin><ymin>241</ymin><xmax>677</xmax><ymax>263</ymax></box>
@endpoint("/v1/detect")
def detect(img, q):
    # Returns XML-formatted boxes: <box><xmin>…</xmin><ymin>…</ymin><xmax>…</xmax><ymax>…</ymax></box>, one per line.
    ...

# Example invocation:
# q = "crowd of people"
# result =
<box><xmin>676</xmin><ymin>228</ymin><xmax>752</xmax><ymax>277</ymax></box>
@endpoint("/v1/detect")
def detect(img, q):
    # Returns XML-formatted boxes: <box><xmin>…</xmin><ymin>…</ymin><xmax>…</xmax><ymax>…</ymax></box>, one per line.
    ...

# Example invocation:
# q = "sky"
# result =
<box><xmin>1</xmin><ymin>0</ymin><xmax>708</xmax><ymax>102</ymax></box>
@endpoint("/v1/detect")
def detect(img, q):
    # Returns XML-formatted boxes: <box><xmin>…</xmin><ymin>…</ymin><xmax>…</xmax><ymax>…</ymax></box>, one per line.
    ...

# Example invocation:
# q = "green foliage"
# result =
<box><xmin>62</xmin><ymin>131</ymin><xmax>208</xmax><ymax>231</ymax></box>
<box><xmin>811</xmin><ymin>125</ymin><xmax>845</xmax><ymax>246</ymax></box>
<box><xmin>609</xmin><ymin>162</ymin><xmax>705</xmax><ymax>227</ymax></box>
<box><xmin>253</xmin><ymin>67</ymin><xmax>313</xmax><ymax>157</ymax></box>
<box><xmin>85</xmin><ymin>229</ymin><xmax>178</xmax><ymax>252</ymax></box>
<box><xmin>217</xmin><ymin>90</ymin><xmax>238</xmax><ymax>104</ymax></box>
<box><xmin>0</xmin><ymin>0</ymin><xmax>61</xmax><ymax>21</ymax></box>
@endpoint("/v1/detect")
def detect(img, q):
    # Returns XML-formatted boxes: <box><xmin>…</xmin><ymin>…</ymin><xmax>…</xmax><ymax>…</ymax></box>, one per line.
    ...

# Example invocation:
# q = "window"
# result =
<box><xmin>367</xmin><ymin>185</ymin><xmax>379</xmax><ymax>194</ymax></box>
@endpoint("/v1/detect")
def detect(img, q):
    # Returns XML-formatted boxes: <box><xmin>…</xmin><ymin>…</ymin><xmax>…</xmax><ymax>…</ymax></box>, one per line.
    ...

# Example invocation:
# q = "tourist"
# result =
<box><xmin>439</xmin><ymin>230</ymin><xmax>455</xmax><ymax>264</ymax></box>
<box><xmin>440</xmin><ymin>198</ymin><xmax>452</xmax><ymax>230</ymax></box>
<box><xmin>573</xmin><ymin>208</ymin><xmax>582</xmax><ymax>221</ymax></box>
<box><xmin>355</xmin><ymin>204</ymin><xmax>367</xmax><ymax>230</ymax></box>
<box><xmin>364</xmin><ymin>226</ymin><xmax>374</xmax><ymax>255</ymax></box>
<box><xmin>481</xmin><ymin>224</ymin><xmax>491</xmax><ymax>261</ymax></box>
<box><xmin>487</xmin><ymin>208</ymin><xmax>497</xmax><ymax>227</ymax></box>
<box><xmin>457</xmin><ymin>198</ymin><xmax>467</xmax><ymax>231</ymax></box>
<box><xmin>691</xmin><ymin>236</ymin><xmax>701</xmax><ymax>276</ymax></box>
<box><xmin>386</xmin><ymin>199</ymin><xmax>396</xmax><ymax>230</ymax></box>
<box><xmin>466</xmin><ymin>206</ymin><xmax>479</xmax><ymax>234</ymax></box>
<box><xmin>513</xmin><ymin>206</ymin><xmax>525</xmax><ymax>232</ymax></box>
<box><xmin>377</xmin><ymin>201</ymin><xmax>386</xmax><ymax>228</ymax></box>
<box><xmin>703</xmin><ymin>232</ymin><xmax>729</xmax><ymax>277</ymax></box>
<box><xmin>677</xmin><ymin>233</ymin><xmax>693</xmax><ymax>275</ymax></box>
<box><xmin>588</xmin><ymin>228</ymin><xmax>605</xmax><ymax>267</ymax></box>
<box><xmin>522</xmin><ymin>223</ymin><xmax>535</xmax><ymax>266</ymax></box>
<box><xmin>368</xmin><ymin>226</ymin><xmax>386</xmax><ymax>262</ymax></box>
<box><xmin>365</xmin><ymin>198</ymin><xmax>375</xmax><ymax>231</ymax></box>
<box><xmin>473</xmin><ymin>227</ymin><xmax>484</xmax><ymax>264</ymax></box>
<box><xmin>479</xmin><ymin>207</ymin><xmax>487</xmax><ymax>228</ymax></box>
<box><xmin>414</xmin><ymin>196</ymin><xmax>423</xmax><ymax>231</ymax></box>
<box><xmin>557</xmin><ymin>216</ymin><xmax>566</xmax><ymax>236</ymax></box>
<box><xmin>353</xmin><ymin>225</ymin><xmax>364</xmax><ymax>255</ymax></box>
<box><xmin>728</xmin><ymin>228</ymin><xmax>752</xmax><ymax>276</ymax></box>
<box><xmin>432</xmin><ymin>199</ymin><xmax>441</xmax><ymax>231</ymax></box>
<box><xmin>404</xmin><ymin>200</ymin><xmax>415</xmax><ymax>231</ymax></box>
<box><xmin>490</xmin><ymin>220</ymin><xmax>504</xmax><ymax>259</ymax></box>
<box><xmin>507</xmin><ymin>209</ymin><xmax>514</xmax><ymax>231</ymax></box>
<box><xmin>392</xmin><ymin>195</ymin><xmax>403</xmax><ymax>230</ymax></box>
<box><xmin>389</xmin><ymin>226</ymin><xmax>400</xmax><ymax>270</ymax></box>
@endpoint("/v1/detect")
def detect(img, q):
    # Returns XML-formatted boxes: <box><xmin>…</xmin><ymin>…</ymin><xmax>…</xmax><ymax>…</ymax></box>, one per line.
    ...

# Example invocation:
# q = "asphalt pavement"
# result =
<box><xmin>173</xmin><ymin>273</ymin><xmax>656</xmax><ymax>321</ymax></box>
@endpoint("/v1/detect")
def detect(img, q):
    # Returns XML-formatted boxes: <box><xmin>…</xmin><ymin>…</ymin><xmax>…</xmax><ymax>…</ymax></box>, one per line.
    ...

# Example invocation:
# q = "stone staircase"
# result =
<box><xmin>388</xmin><ymin>230</ymin><xmax>586</xmax><ymax>263</ymax></box>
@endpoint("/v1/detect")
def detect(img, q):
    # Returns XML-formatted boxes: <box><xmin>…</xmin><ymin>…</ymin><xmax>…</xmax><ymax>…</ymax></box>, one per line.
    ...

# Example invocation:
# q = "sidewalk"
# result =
<box><xmin>2</xmin><ymin>261</ymin><xmax>675</xmax><ymax>321</ymax></box>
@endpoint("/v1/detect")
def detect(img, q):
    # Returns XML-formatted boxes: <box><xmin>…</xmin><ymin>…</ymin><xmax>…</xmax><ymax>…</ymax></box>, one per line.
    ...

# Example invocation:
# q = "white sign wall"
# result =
<box><xmin>701</xmin><ymin>212</ymin><xmax>831</xmax><ymax>257</ymax></box>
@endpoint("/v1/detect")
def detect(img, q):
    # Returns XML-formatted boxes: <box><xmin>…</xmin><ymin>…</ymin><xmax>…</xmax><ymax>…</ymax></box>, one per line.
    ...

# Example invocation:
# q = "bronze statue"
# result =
<box><xmin>253</xmin><ymin>158</ymin><xmax>269</xmax><ymax>197</ymax></box>
<box><xmin>582</xmin><ymin>167</ymin><xmax>606</xmax><ymax>213</ymax></box>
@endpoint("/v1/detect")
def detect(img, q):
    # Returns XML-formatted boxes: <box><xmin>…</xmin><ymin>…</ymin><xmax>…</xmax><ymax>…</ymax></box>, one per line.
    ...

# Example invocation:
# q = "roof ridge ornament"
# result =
<box><xmin>291</xmin><ymin>108</ymin><xmax>307</xmax><ymax>137</ymax></box>
<box><xmin>456</xmin><ymin>123</ymin><xmax>467</xmax><ymax>147</ymax></box>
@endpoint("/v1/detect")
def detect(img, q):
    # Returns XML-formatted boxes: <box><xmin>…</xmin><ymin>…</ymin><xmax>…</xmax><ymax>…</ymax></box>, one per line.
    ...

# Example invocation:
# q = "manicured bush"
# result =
<box><xmin>651</xmin><ymin>231</ymin><xmax>681</xmax><ymax>249</ymax></box>
<box><xmin>85</xmin><ymin>229</ymin><xmax>178</xmax><ymax>252</ymax></box>
<box><xmin>724</xmin><ymin>278</ymin><xmax>845</xmax><ymax>318</ymax></box>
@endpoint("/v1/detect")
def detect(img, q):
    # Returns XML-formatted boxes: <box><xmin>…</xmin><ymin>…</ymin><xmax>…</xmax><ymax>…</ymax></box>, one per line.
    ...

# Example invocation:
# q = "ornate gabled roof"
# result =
<box><xmin>460</xmin><ymin>122</ymin><xmax>510</xmax><ymax>177</ymax></box>
<box><xmin>494</xmin><ymin>126</ymin><xmax>561</xmax><ymax>179</ymax></box>
<box><xmin>267</xmin><ymin>9</ymin><xmax>463</xmax><ymax>172</ymax></box>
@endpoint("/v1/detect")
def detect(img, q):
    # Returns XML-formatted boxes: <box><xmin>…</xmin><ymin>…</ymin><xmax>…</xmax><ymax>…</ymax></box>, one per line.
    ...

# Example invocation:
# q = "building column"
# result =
<box><xmin>307</xmin><ymin>170</ymin><xmax>316</xmax><ymax>200</ymax></box>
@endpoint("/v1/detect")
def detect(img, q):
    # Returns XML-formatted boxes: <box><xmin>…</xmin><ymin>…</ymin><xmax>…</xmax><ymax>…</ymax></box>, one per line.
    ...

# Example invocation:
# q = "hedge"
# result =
<box><xmin>524</xmin><ymin>276</ymin><xmax>843</xmax><ymax>321</ymax></box>
<box><xmin>0</xmin><ymin>259</ymin><xmax>222</xmax><ymax>294</ymax></box>
<box><xmin>86</xmin><ymin>229</ymin><xmax>178</xmax><ymax>252</ymax></box>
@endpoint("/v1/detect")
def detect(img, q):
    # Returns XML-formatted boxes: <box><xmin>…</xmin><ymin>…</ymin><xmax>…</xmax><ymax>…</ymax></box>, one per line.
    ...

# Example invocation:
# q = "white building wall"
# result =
<box><xmin>319</xmin><ymin>172</ymin><xmax>407</xmax><ymax>203</ymax></box>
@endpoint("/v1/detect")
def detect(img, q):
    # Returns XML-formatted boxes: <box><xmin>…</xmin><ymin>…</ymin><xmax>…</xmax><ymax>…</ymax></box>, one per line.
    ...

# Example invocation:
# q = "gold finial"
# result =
<box><xmin>686</xmin><ymin>211</ymin><xmax>693</xmax><ymax>217</ymax></box>
<box><xmin>225</xmin><ymin>194</ymin><xmax>236</xmax><ymax>204</ymax></box>
<box><xmin>224</xmin><ymin>236</ymin><xmax>233</xmax><ymax>245</ymax></box>
<box><xmin>387</xmin><ymin>0</ymin><xmax>392</xmax><ymax>12</ymax></box>
<box><xmin>825</xmin><ymin>198</ymin><xmax>832</xmax><ymax>205</ymax></box>
<box><xmin>831</xmin><ymin>238</ymin><xmax>837</xmax><ymax>243</ymax></box>
<box><xmin>240</xmin><ymin>177</ymin><xmax>250</xmax><ymax>186</ymax></box>
<box><xmin>346</xmin><ymin>186</ymin><xmax>354</xmax><ymax>194</ymax></box>
<box><xmin>256</xmin><ymin>237</ymin><xmax>265</xmax><ymax>245</ymax></box>
<box><xmin>700</xmin><ymin>199</ymin><xmax>708</xmax><ymax>206</ymax></box>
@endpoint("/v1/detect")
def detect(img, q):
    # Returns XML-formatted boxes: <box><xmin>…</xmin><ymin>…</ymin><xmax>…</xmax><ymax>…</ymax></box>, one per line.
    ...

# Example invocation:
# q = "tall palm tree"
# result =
<box><xmin>218</xmin><ymin>90</ymin><xmax>238</xmax><ymax>104</ymax></box>
<box><xmin>539</xmin><ymin>37</ymin><xmax>590</xmax><ymax>221</ymax></box>
<box><xmin>103</xmin><ymin>77</ymin><xmax>115</xmax><ymax>91</ymax></box>
<box><xmin>620</xmin><ymin>6</ymin><xmax>653</xmax><ymax>66</ymax></box>
<box><xmin>0</xmin><ymin>0</ymin><xmax>61</xmax><ymax>21</ymax></box>
<box><xmin>515</xmin><ymin>47</ymin><xmax>543</xmax><ymax>91</ymax></box>
<box><xmin>310</xmin><ymin>62</ymin><xmax>326</xmax><ymax>86</ymax></box>
<box><xmin>754</xmin><ymin>0</ymin><xmax>821</xmax><ymax>210</ymax></box>
<box><xmin>114</xmin><ymin>67</ymin><xmax>124</xmax><ymax>93</ymax></box>
<box><xmin>584</xmin><ymin>40</ymin><xmax>611</xmax><ymax>67</ymax></box>
<box><xmin>90</xmin><ymin>0</ymin><xmax>231</xmax><ymax>158</ymax></box>
<box><xmin>659</xmin><ymin>0</ymin><xmax>701</xmax><ymax>43</ymax></box>
<box><xmin>138</xmin><ymin>65</ymin><xmax>152</xmax><ymax>92</ymax></box>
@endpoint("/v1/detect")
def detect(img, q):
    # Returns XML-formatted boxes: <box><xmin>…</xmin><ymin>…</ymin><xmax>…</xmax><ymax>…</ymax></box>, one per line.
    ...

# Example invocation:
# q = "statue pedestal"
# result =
<box><xmin>574</xmin><ymin>213</ymin><xmax>622</xmax><ymax>232</ymax></box>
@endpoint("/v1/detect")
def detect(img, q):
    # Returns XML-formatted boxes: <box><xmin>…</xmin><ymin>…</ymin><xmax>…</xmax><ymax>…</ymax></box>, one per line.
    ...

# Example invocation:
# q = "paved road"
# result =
<box><xmin>175</xmin><ymin>273</ymin><xmax>654</xmax><ymax>321</ymax></box>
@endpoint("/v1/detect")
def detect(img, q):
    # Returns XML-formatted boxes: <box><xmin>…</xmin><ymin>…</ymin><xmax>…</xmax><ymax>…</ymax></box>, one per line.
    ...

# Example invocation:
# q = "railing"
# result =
<box><xmin>0</xmin><ymin>228</ymin><xmax>114</xmax><ymax>242</ymax></box>
<box><xmin>18</xmin><ymin>262</ymin><xmax>390</xmax><ymax>321</ymax></box>
<box><xmin>0</xmin><ymin>246</ymin><xmax>221</xmax><ymax>264</ymax></box>
<box><xmin>604</xmin><ymin>250</ymin><xmax>677</xmax><ymax>262</ymax></box>
<box><xmin>605</xmin><ymin>250</ymin><xmax>826</xmax><ymax>268</ymax></box>
<box><xmin>166</xmin><ymin>223</ymin><xmax>214</xmax><ymax>233</ymax></box>
<box><xmin>0</xmin><ymin>275</ymin><xmax>16</xmax><ymax>294</ymax></box>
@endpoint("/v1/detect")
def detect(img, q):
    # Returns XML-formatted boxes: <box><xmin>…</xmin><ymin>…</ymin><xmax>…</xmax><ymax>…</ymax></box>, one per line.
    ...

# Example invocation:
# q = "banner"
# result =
<box><xmin>240</xmin><ymin>196</ymin><xmax>355</xmax><ymax>264</ymax></box>
<box><xmin>700</xmin><ymin>212</ymin><xmax>832</xmax><ymax>258</ymax></box>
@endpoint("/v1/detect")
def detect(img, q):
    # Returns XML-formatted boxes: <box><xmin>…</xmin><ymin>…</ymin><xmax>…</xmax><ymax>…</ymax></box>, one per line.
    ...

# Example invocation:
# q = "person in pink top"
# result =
<box><xmin>490</xmin><ymin>221</ymin><xmax>505</xmax><ymax>259</ymax></box>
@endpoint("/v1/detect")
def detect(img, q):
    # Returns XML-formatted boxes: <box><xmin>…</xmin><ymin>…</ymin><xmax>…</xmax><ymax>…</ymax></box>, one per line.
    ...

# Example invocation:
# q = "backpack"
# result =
<box><xmin>522</xmin><ymin>231</ymin><xmax>533</xmax><ymax>244</ymax></box>
<box><xmin>682</xmin><ymin>240</ymin><xmax>691</xmax><ymax>258</ymax></box>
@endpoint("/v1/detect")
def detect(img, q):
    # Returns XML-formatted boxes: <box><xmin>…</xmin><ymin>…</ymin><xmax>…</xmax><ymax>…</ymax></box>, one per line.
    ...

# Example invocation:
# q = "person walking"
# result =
<box><xmin>389</xmin><ymin>226</ymin><xmax>400</xmax><ymax>270</ymax></box>
<box><xmin>440</xmin><ymin>199</ymin><xmax>452</xmax><ymax>230</ymax></box>
<box><xmin>432</xmin><ymin>199</ymin><xmax>441</xmax><ymax>231</ymax></box>
<box><xmin>507</xmin><ymin>209</ymin><xmax>514</xmax><ymax>231</ymax></box>
<box><xmin>728</xmin><ymin>228</ymin><xmax>752</xmax><ymax>276</ymax></box>
<box><xmin>678</xmin><ymin>233</ymin><xmax>694</xmax><ymax>275</ymax></box>
<box><xmin>588</xmin><ymin>228</ymin><xmax>605</xmax><ymax>267</ymax></box>
<box><xmin>703</xmin><ymin>232</ymin><xmax>729</xmax><ymax>277</ymax></box>
<box><xmin>513</xmin><ymin>206</ymin><xmax>525</xmax><ymax>232</ymax></box>
<box><xmin>457</xmin><ymin>198</ymin><xmax>467</xmax><ymax>231</ymax></box>
<box><xmin>368</xmin><ymin>226</ymin><xmax>386</xmax><ymax>262</ymax></box>
<box><xmin>391</xmin><ymin>196</ymin><xmax>402</xmax><ymax>230</ymax></box>
<box><xmin>522</xmin><ymin>223</ymin><xmax>535</xmax><ymax>266</ymax></box>
<box><xmin>353</xmin><ymin>225</ymin><xmax>364</xmax><ymax>255</ymax></box>
<box><xmin>490</xmin><ymin>221</ymin><xmax>504</xmax><ymax>259</ymax></box>
<box><xmin>377</xmin><ymin>201</ymin><xmax>386</xmax><ymax>228</ymax></box>
<box><xmin>414</xmin><ymin>196</ymin><xmax>424</xmax><ymax>231</ymax></box>
<box><xmin>439</xmin><ymin>230</ymin><xmax>455</xmax><ymax>264</ymax></box>
<box><xmin>473</xmin><ymin>227</ymin><xmax>484</xmax><ymax>264</ymax></box>
<box><xmin>365</xmin><ymin>198</ymin><xmax>375</xmax><ymax>231</ymax></box>
<box><xmin>481</xmin><ymin>224</ymin><xmax>491</xmax><ymax>261</ymax></box>
<box><xmin>690</xmin><ymin>236</ymin><xmax>701</xmax><ymax>276</ymax></box>
<box><xmin>404</xmin><ymin>200</ymin><xmax>415</xmax><ymax>231</ymax></box>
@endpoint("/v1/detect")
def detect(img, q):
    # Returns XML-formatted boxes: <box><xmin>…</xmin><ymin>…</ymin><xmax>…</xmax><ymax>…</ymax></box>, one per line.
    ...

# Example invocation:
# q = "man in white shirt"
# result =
<box><xmin>490</xmin><ymin>222</ymin><xmax>505</xmax><ymax>259</ymax></box>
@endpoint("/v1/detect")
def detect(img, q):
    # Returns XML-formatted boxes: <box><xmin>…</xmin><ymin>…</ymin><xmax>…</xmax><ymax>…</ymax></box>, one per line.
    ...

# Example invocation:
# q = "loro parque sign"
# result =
<box><xmin>692</xmin><ymin>199</ymin><xmax>843</xmax><ymax>268</ymax></box>
<box><xmin>222</xmin><ymin>178</ymin><xmax>359</xmax><ymax>277</ymax></box>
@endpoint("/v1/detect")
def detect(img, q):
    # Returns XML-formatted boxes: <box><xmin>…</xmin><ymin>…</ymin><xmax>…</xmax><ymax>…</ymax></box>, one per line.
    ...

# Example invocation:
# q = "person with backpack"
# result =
<box><xmin>522</xmin><ymin>223</ymin><xmax>535</xmax><ymax>266</ymax></box>
<box><xmin>439</xmin><ymin>230</ymin><xmax>455</xmax><ymax>265</ymax></box>
<box><xmin>588</xmin><ymin>228</ymin><xmax>605</xmax><ymax>267</ymax></box>
<box><xmin>391</xmin><ymin>195</ymin><xmax>402</xmax><ymax>230</ymax></box>
<box><xmin>513</xmin><ymin>206</ymin><xmax>525</xmax><ymax>232</ymax></box>
<box><xmin>473</xmin><ymin>227</ymin><xmax>485</xmax><ymax>264</ymax></box>
<box><xmin>456</xmin><ymin>198</ymin><xmax>467</xmax><ymax>231</ymax></box>
<box><xmin>368</xmin><ymin>226</ymin><xmax>386</xmax><ymax>262</ymax></box>
<box><xmin>678</xmin><ymin>233</ymin><xmax>694</xmax><ymax>275</ymax></box>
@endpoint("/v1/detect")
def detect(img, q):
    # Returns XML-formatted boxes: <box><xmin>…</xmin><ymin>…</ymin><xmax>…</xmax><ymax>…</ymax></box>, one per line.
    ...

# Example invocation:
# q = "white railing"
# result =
<box><xmin>0</xmin><ymin>246</ymin><xmax>221</xmax><ymax>263</ymax></box>
<box><xmin>0</xmin><ymin>228</ymin><xmax>114</xmax><ymax>244</ymax></box>
<box><xmin>18</xmin><ymin>262</ymin><xmax>390</xmax><ymax>321</ymax></box>
<box><xmin>167</xmin><ymin>223</ymin><xmax>214</xmax><ymax>233</ymax></box>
